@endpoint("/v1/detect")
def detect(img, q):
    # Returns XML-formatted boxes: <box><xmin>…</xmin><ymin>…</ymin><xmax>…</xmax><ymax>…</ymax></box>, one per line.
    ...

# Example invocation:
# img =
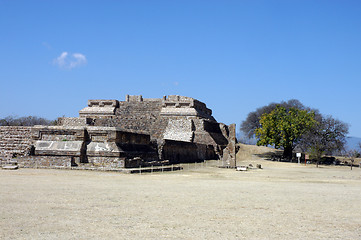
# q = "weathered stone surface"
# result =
<box><xmin>163</xmin><ymin>119</ymin><xmax>194</xmax><ymax>142</ymax></box>
<box><xmin>221</xmin><ymin>124</ymin><xmax>237</xmax><ymax>168</ymax></box>
<box><xmin>63</xmin><ymin>95</ymin><xmax>233</xmax><ymax>163</ymax></box>
<box><xmin>57</xmin><ymin>117</ymin><xmax>89</xmax><ymax>126</ymax></box>
<box><xmin>161</xmin><ymin>95</ymin><xmax>214</xmax><ymax>120</ymax></box>
<box><xmin>0</xmin><ymin>126</ymin><xmax>32</xmax><ymax>162</ymax></box>
<box><xmin>34</xmin><ymin>140</ymin><xmax>83</xmax><ymax>156</ymax></box>
<box><xmin>79</xmin><ymin>100</ymin><xmax>119</xmax><ymax>117</ymax></box>
<box><xmin>31</xmin><ymin>125</ymin><xmax>157</xmax><ymax>167</ymax></box>
<box><xmin>0</xmin><ymin>94</ymin><xmax>238</xmax><ymax>170</ymax></box>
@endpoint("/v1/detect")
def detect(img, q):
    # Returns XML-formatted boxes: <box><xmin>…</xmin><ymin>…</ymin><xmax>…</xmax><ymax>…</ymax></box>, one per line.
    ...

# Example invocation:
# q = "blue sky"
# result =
<box><xmin>1</xmin><ymin>0</ymin><xmax>361</xmax><ymax>137</ymax></box>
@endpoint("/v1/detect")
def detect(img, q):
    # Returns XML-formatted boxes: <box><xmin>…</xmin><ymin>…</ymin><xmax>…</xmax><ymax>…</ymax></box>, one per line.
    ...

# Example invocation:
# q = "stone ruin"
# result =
<box><xmin>2</xmin><ymin>95</ymin><xmax>237</xmax><ymax>170</ymax></box>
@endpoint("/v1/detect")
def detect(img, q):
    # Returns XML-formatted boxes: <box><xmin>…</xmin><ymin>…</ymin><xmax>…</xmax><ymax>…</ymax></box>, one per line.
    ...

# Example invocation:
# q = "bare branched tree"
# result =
<box><xmin>299</xmin><ymin>116</ymin><xmax>349</xmax><ymax>167</ymax></box>
<box><xmin>0</xmin><ymin>116</ymin><xmax>56</xmax><ymax>126</ymax></box>
<box><xmin>345</xmin><ymin>149</ymin><xmax>359</xmax><ymax>170</ymax></box>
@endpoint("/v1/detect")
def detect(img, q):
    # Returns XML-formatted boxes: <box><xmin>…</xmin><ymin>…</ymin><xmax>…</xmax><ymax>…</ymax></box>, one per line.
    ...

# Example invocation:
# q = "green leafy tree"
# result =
<box><xmin>240</xmin><ymin>99</ymin><xmax>319</xmax><ymax>138</ymax></box>
<box><xmin>255</xmin><ymin>106</ymin><xmax>316</xmax><ymax>160</ymax></box>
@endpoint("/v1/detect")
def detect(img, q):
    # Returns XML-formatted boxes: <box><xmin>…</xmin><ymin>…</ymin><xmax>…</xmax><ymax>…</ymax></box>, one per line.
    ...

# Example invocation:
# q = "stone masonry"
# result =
<box><xmin>0</xmin><ymin>127</ymin><xmax>32</xmax><ymax>162</ymax></box>
<box><xmin>1</xmin><ymin>95</ymin><xmax>237</xmax><ymax>170</ymax></box>
<box><xmin>72</xmin><ymin>95</ymin><xmax>233</xmax><ymax>162</ymax></box>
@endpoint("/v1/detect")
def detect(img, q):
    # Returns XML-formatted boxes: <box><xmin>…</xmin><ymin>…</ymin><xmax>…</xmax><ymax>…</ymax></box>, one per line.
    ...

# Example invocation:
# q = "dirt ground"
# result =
<box><xmin>1</xmin><ymin>145</ymin><xmax>361</xmax><ymax>239</ymax></box>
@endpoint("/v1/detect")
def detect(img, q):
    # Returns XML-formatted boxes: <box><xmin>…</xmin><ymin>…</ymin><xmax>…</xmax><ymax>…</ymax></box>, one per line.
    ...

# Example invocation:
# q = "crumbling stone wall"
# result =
<box><xmin>16</xmin><ymin>155</ymin><xmax>126</xmax><ymax>169</ymax></box>
<box><xmin>2</xmin><ymin>95</ymin><xmax>237</xmax><ymax>169</ymax></box>
<box><xmin>58</xmin><ymin>117</ymin><xmax>89</xmax><ymax>126</ymax></box>
<box><xmin>163</xmin><ymin>119</ymin><xmax>194</xmax><ymax>142</ymax></box>
<box><xmin>221</xmin><ymin>124</ymin><xmax>237</xmax><ymax>167</ymax></box>
<box><xmin>94</xmin><ymin>100</ymin><xmax>163</xmax><ymax>134</ymax></box>
<box><xmin>32</xmin><ymin>125</ymin><xmax>158</xmax><ymax>164</ymax></box>
<box><xmin>16</xmin><ymin>156</ymin><xmax>72</xmax><ymax>168</ymax></box>
<box><xmin>73</xmin><ymin>95</ymin><xmax>234</xmax><ymax>163</ymax></box>
<box><xmin>192</xmin><ymin>120</ymin><xmax>228</xmax><ymax>146</ymax></box>
<box><xmin>0</xmin><ymin>126</ymin><xmax>32</xmax><ymax>162</ymax></box>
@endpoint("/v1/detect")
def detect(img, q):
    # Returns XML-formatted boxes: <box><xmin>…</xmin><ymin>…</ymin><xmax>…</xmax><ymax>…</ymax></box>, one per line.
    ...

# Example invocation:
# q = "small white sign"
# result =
<box><xmin>296</xmin><ymin>153</ymin><xmax>301</xmax><ymax>158</ymax></box>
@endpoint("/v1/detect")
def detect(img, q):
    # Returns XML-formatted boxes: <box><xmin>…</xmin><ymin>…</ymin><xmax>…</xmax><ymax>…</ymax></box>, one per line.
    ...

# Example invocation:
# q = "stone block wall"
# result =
<box><xmin>17</xmin><ymin>156</ymin><xmax>71</xmax><ymax>168</ymax></box>
<box><xmin>161</xmin><ymin>141</ymin><xmax>217</xmax><ymax>164</ymax></box>
<box><xmin>161</xmin><ymin>95</ymin><xmax>214</xmax><ymax>120</ymax></box>
<box><xmin>163</xmin><ymin>119</ymin><xmax>194</xmax><ymax>142</ymax></box>
<box><xmin>0</xmin><ymin>126</ymin><xmax>33</xmax><ymax>162</ymax></box>
<box><xmin>76</xmin><ymin>95</ymin><xmax>225</xmax><ymax>148</ymax></box>
<box><xmin>161</xmin><ymin>140</ymin><xmax>199</xmax><ymax>164</ymax></box>
<box><xmin>16</xmin><ymin>155</ymin><xmax>127</xmax><ymax>170</ymax></box>
<box><xmin>0</xmin><ymin>95</ymin><xmax>236</xmax><ymax>169</ymax></box>
<box><xmin>58</xmin><ymin>117</ymin><xmax>89</xmax><ymax>126</ymax></box>
<box><xmin>89</xmin><ymin>100</ymin><xmax>166</xmax><ymax>141</ymax></box>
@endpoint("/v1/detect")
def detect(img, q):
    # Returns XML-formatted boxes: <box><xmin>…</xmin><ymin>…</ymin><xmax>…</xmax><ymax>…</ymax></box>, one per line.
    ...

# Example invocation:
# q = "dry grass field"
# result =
<box><xmin>1</xmin><ymin>144</ymin><xmax>361</xmax><ymax>239</ymax></box>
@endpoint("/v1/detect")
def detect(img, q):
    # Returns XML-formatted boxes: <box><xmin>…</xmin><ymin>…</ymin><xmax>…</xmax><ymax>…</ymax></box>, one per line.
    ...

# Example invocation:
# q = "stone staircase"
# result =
<box><xmin>0</xmin><ymin>126</ymin><xmax>32</xmax><ymax>161</ymax></box>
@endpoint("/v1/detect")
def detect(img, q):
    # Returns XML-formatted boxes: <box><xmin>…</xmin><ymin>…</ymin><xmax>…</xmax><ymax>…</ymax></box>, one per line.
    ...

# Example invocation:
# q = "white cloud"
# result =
<box><xmin>55</xmin><ymin>52</ymin><xmax>68</xmax><ymax>68</ymax></box>
<box><xmin>53</xmin><ymin>52</ymin><xmax>87</xmax><ymax>69</ymax></box>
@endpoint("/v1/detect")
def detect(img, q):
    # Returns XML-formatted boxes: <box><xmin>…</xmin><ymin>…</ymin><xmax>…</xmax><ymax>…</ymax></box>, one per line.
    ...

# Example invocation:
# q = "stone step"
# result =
<box><xmin>2</xmin><ymin>165</ymin><xmax>19</xmax><ymax>170</ymax></box>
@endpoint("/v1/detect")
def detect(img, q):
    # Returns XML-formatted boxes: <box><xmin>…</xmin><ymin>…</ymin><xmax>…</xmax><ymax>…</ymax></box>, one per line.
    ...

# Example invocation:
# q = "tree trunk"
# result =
<box><xmin>283</xmin><ymin>146</ymin><xmax>293</xmax><ymax>161</ymax></box>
